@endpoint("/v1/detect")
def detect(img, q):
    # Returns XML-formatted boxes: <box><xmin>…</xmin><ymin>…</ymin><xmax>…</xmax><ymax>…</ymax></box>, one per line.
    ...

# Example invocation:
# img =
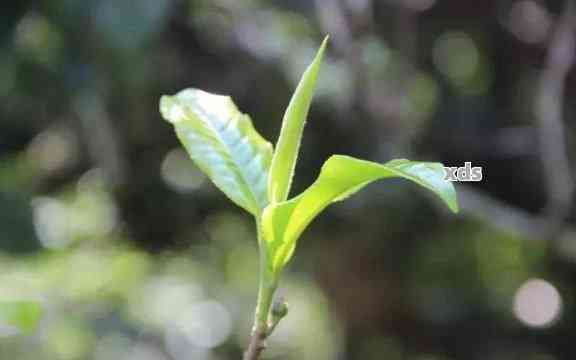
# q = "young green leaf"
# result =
<box><xmin>0</xmin><ymin>301</ymin><xmax>42</xmax><ymax>335</ymax></box>
<box><xmin>268</xmin><ymin>36</ymin><xmax>329</xmax><ymax>204</ymax></box>
<box><xmin>160</xmin><ymin>89</ymin><xmax>273</xmax><ymax>215</ymax></box>
<box><xmin>262</xmin><ymin>155</ymin><xmax>458</xmax><ymax>273</ymax></box>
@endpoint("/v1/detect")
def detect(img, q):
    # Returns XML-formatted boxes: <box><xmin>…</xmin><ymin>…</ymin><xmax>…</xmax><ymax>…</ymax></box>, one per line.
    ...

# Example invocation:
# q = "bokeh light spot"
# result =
<box><xmin>433</xmin><ymin>31</ymin><xmax>486</xmax><ymax>93</ymax></box>
<box><xmin>161</xmin><ymin>149</ymin><xmax>206</xmax><ymax>193</ymax></box>
<box><xmin>508</xmin><ymin>0</ymin><xmax>550</xmax><ymax>44</ymax></box>
<box><xmin>513</xmin><ymin>278</ymin><xmax>562</xmax><ymax>328</ymax></box>
<box><xmin>173</xmin><ymin>300</ymin><xmax>232</xmax><ymax>349</ymax></box>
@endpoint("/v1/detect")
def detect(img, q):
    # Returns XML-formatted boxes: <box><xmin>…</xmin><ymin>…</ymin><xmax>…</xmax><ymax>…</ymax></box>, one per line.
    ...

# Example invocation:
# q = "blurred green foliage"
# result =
<box><xmin>0</xmin><ymin>0</ymin><xmax>574</xmax><ymax>359</ymax></box>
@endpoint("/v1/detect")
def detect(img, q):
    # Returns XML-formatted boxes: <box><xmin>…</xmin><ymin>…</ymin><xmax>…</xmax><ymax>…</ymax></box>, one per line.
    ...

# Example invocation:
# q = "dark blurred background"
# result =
<box><xmin>1</xmin><ymin>0</ymin><xmax>576</xmax><ymax>359</ymax></box>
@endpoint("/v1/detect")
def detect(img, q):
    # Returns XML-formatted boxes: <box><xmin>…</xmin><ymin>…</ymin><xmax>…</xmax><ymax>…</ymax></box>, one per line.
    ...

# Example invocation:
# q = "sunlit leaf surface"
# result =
<box><xmin>160</xmin><ymin>89</ymin><xmax>273</xmax><ymax>215</ymax></box>
<box><xmin>263</xmin><ymin>155</ymin><xmax>458</xmax><ymax>273</ymax></box>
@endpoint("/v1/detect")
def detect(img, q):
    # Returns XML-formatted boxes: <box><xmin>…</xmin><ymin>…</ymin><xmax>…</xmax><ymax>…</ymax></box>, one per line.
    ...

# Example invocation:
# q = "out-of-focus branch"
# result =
<box><xmin>73</xmin><ymin>90</ymin><xmax>126</xmax><ymax>186</ymax></box>
<box><xmin>314</xmin><ymin>0</ymin><xmax>368</xmax><ymax>111</ymax></box>
<box><xmin>393</xmin><ymin>2</ymin><xmax>419</xmax><ymax>64</ymax></box>
<box><xmin>313</xmin><ymin>0</ymin><xmax>424</xmax><ymax>157</ymax></box>
<box><xmin>448</xmin><ymin>2</ymin><xmax>576</xmax><ymax>245</ymax></box>
<box><xmin>457</xmin><ymin>185</ymin><xmax>573</xmax><ymax>241</ymax></box>
<box><xmin>535</xmin><ymin>1</ymin><xmax>576</xmax><ymax>239</ymax></box>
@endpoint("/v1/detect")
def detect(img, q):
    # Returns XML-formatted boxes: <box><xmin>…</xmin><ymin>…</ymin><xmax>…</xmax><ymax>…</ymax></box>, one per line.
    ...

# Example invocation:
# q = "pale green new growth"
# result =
<box><xmin>160</xmin><ymin>89</ymin><xmax>273</xmax><ymax>215</ymax></box>
<box><xmin>262</xmin><ymin>155</ymin><xmax>458</xmax><ymax>273</ymax></box>
<box><xmin>159</xmin><ymin>37</ymin><xmax>459</xmax><ymax>360</ymax></box>
<box><xmin>0</xmin><ymin>301</ymin><xmax>43</xmax><ymax>335</ymax></box>
<box><xmin>268</xmin><ymin>36</ymin><xmax>329</xmax><ymax>204</ymax></box>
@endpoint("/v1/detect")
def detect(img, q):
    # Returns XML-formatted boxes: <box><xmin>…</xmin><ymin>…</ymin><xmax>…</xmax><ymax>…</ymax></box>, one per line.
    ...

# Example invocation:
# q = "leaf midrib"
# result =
<box><xmin>185</xmin><ymin>96</ymin><xmax>268</xmax><ymax>211</ymax></box>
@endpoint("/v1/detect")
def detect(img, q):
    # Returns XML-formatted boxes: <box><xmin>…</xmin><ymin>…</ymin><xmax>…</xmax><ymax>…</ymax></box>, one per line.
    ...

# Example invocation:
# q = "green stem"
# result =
<box><xmin>244</xmin><ymin>217</ymin><xmax>278</xmax><ymax>360</ymax></box>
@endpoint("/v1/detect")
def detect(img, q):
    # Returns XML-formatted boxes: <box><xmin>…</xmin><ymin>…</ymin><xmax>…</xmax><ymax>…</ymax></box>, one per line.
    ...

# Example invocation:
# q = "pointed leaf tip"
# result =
<box><xmin>321</xmin><ymin>35</ymin><xmax>330</xmax><ymax>49</ymax></box>
<box><xmin>268</xmin><ymin>37</ymin><xmax>329</xmax><ymax>204</ymax></box>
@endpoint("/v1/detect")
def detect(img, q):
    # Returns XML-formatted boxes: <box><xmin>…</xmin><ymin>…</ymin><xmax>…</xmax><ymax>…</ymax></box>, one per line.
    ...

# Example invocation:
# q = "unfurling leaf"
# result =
<box><xmin>160</xmin><ymin>89</ymin><xmax>273</xmax><ymax>215</ymax></box>
<box><xmin>0</xmin><ymin>301</ymin><xmax>42</xmax><ymax>335</ymax></box>
<box><xmin>268</xmin><ymin>36</ymin><xmax>328</xmax><ymax>204</ymax></box>
<box><xmin>262</xmin><ymin>155</ymin><xmax>459</xmax><ymax>273</ymax></box>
